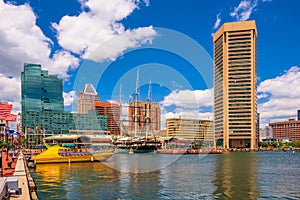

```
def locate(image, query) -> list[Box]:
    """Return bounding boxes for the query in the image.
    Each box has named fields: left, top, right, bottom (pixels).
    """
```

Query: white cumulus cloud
left=88, top=26, right=156, bottom=62
left=53, top=0, right=157, bottom=61
left=230, top=0, right=258, bottom=21
left=160, top=88, right=214, bottom=128
left=230, top=0, right=272, bottom=21
left=213, top=13, right=221, bottom=29
left=0, top=74, right=21, bottom=114
left=0, top=74, right=21, bottom=102
left=161, top=88, right=214, bottom=109
left=0, top=0, right=79, bottom=79
left=258, top=66, right=300, bottom=127
left=63, top=91, right=78, bottom=107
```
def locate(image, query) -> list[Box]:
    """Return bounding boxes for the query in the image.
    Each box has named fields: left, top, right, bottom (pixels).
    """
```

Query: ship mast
left=145, top=80, right=152, bottom=139
left=134, top=69, right=140, bottom=137
left=119, top=83, right=123, bottom=136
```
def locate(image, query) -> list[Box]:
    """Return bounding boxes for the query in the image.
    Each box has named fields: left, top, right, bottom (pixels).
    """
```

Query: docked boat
left=156, top=148, right=187, bottom=154
left=30, top=143, right=113, bottom=164
left=114, top=136, right=162, bottom=154
left=156, top=138, right=223, bottom=154
left=157, top=148, right=222, bottom=154
left=114, top=73, right=162, bottom=154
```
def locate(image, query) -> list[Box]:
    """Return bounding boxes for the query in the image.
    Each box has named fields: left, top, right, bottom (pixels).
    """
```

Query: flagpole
left=5, top=127, right=9, bottom=161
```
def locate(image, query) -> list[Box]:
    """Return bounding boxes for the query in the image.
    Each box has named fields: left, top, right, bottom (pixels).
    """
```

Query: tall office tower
left=21, top=63, right=64, bottom=132
left=21, top=64, right=108, bottom=141
left=213, top=21, right=257, bottom=149
left=128, top=101, right=161, bottom=133
left=78, top=84, right=100, bottom=114
left=22, top=63, right=63, bottom=112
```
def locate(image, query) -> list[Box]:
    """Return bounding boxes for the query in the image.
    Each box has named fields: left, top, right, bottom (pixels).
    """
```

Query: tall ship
left=113, top=70, right=162, bottom=153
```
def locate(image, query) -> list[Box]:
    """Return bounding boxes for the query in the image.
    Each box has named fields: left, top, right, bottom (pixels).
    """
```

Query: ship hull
left=31, top=145, right=114, bottom=164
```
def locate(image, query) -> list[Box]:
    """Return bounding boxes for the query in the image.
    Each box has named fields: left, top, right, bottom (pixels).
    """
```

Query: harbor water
left=30, top=152, right=300, bottom=199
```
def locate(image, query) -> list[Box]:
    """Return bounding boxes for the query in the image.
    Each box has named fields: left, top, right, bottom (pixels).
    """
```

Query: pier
left=1, top=151, right=38, bottom=200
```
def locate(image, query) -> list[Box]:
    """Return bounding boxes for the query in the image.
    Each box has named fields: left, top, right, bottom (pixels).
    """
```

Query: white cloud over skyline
left=0, top=0, right=79, bottom=79
left=230, top=0, right=258, bottom=21
left=0, top=74, right=21, bottom=103
left=87, top=26, right=157, bottom=62
left=160, top=89, right=214, bottom=128
left=63, top=91, right=78, bottom=107
left=213, top=13, right=221, bottom=29
left=229, top=0, right=272, bottom=22
left=258, top=66, right=300, bottom=127
left=53, top=0, right=157, bottom=62
left=0, top=0, right=155, bottom=115
left=161, top=89, right=214, bottom=109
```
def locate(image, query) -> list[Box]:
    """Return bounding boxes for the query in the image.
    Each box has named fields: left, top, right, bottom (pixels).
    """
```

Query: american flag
left=1, top=113, right=17, bottom=121
left=0, top=103, right=12, bottom=114
left=0, top=103, right=16, bottom=121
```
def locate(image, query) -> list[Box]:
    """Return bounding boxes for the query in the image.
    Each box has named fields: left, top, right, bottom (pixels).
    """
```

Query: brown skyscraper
left=78, top=84, right=99, bottom=114
left=213, top=21, right=258, bottom=149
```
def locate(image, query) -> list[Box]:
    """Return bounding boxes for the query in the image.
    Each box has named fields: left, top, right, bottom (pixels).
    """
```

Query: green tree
left=271, top=141, right=279, bottom=148
left=0, top=139, right=4, bottom=148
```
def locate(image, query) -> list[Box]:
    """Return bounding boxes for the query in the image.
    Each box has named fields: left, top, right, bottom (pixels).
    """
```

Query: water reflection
left=127, top=170, right=161, bottom=199
left=31, top=153, right=300, bottom=199
left=33, top=162, right=121, bottom=199
left=105, top=154, right=182, bottom=173
left=213, top=152, right=259, bottom=199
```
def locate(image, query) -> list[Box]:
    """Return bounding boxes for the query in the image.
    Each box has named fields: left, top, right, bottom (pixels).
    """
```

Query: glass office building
left=21, top=63, right=63, bottom=113
left=21, top=63, right=108, bottom=141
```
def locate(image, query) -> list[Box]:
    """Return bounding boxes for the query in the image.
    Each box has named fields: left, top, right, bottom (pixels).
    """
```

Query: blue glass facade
left=21, top=63, right=108, bottom=139
left=21, top=63, right=63, bottom=113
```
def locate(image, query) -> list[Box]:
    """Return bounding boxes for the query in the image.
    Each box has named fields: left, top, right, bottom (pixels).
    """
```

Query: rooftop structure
left=78, top=84, right=100, bottom=114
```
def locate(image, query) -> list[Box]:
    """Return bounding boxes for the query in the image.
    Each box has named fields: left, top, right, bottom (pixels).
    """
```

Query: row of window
left=228, top=33, right=251, bottom=38
left=228, top=56, right=251, bottom=61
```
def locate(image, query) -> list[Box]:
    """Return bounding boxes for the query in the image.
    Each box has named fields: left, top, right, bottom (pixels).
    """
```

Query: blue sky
left=0, top=0, right=300, bottom=128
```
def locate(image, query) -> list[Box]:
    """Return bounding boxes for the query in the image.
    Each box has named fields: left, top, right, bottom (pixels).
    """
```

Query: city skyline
left=0, top=0, right=300, bottom=128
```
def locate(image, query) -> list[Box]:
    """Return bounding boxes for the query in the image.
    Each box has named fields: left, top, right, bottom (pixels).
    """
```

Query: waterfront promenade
left=1, top=150, right=37, bottom=199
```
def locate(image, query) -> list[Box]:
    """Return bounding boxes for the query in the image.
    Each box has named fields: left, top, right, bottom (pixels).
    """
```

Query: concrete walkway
left=10, top=154, right=31, bottom=200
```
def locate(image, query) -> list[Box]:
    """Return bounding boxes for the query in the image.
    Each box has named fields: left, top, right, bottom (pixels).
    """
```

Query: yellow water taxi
left=31, top=143, right=113, bottom=164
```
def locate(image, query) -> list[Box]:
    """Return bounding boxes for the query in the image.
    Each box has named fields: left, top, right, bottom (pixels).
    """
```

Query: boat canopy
left=62, top=143, right=76, bottom=147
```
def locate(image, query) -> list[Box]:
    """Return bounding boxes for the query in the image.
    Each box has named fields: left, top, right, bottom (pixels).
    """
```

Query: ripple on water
left=30, top=152, right=300, bottom=199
